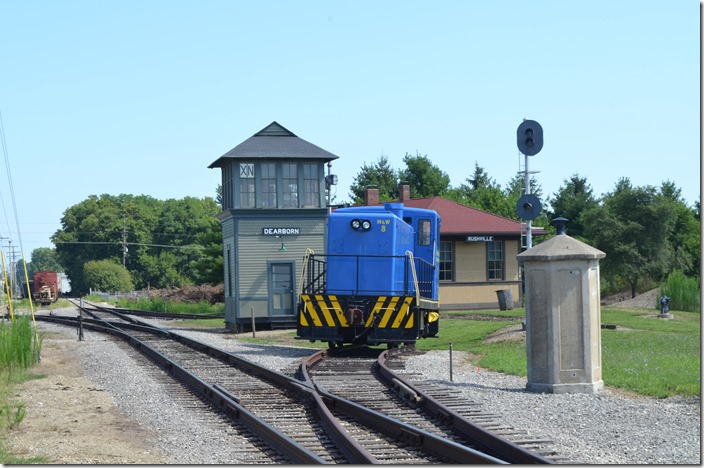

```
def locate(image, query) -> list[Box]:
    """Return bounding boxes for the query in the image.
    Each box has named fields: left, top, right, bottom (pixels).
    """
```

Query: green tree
left=191, top=215, right=224, bottom=284
left=348, top=155, right=399, bottom=204
left=26, top=247, right=63, bottom=278
left=398, top=152, right=450, bottom=198
left=658, top=181, right=700, bottom=281
left=53, top=194, right=129, bottom=294
left=694, top=199, right=700, bottom=222
left=547, top=174, right=599, bottom=240
left=583, top=178, right=677, bottom=297
left=83, top=259, right=134, bottom=293
left=53, top=194, right=222, bottom=294
left=446, top=162, right=511, bottom=216
left=215, top=183, right=223, bottom=207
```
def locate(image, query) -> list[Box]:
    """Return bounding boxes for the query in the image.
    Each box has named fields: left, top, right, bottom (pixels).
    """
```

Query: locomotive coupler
left=352, top=314, right=381, bottom=344
left=345, top=306, right=364, bottom=325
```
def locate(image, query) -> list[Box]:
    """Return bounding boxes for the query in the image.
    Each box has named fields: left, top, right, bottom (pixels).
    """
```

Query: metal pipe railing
left=301, top=253, right=436, bottom=299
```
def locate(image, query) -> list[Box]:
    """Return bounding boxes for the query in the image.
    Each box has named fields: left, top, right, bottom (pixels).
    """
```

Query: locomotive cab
left=297, top=202, right=440, bottom=347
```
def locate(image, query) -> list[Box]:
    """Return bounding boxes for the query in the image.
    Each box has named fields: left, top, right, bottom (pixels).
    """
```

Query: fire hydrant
left=659, top=296, right=671, bottom=315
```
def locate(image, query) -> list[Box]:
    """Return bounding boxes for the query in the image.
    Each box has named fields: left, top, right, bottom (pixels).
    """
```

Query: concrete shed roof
left=517, top=233, right=606, bottom=261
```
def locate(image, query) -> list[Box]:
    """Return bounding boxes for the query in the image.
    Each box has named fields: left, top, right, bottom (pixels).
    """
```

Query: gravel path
left=11, top=311, right=701, bottom=464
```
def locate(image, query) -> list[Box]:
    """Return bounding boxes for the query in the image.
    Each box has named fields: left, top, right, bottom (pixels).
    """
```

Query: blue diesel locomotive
left=297, top=202, right=440, bottom=347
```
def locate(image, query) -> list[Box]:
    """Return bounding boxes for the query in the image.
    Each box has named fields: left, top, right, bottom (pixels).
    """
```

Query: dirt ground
left=5, top=331, right=172, bottom=464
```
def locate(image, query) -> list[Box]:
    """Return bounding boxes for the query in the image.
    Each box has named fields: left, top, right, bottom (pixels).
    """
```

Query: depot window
left=439, top=241, right=453, bottom=281
left=487, top=240, right=505, bottom=280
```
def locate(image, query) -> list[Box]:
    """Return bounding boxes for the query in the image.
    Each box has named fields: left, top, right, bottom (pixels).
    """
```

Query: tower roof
left=208, top=121, right=340, bottom=168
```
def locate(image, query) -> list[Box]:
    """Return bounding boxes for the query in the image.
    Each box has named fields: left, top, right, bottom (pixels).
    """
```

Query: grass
left=110, top=296, right=225, bottom=316
left=600, top=308, right=700, bottom=397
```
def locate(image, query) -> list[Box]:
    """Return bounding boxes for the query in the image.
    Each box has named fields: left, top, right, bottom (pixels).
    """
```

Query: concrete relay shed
left=517, top=226, right=606, bottom=394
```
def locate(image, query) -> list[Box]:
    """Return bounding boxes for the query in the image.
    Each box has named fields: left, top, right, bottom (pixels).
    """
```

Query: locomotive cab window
left=418, top=219, right=431, bottom=246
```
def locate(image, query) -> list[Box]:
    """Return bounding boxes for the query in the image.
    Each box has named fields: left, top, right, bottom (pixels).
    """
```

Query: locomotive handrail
left=298, top=249, right=315, bottom=296
left=300, top=252, right=436, bottom=300
left=405, top=250, right=421, bottom=307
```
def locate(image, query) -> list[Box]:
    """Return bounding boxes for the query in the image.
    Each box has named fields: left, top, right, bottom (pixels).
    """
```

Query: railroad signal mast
left=516, top=119, right=544, bottom=249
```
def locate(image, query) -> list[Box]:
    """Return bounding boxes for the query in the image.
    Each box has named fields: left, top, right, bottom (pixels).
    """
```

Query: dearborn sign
left=262, top=227, right=301, bottom=236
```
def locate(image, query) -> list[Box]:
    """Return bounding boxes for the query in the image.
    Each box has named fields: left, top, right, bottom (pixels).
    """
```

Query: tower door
left=269, top=262, right=294, bottom=316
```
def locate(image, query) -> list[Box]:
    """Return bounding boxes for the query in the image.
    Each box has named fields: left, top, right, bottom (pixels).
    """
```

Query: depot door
left=269, top=262, right=294, bottom=316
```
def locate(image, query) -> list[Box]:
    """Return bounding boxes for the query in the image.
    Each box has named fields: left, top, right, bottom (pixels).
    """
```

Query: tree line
left=28, top=194, right=222, bottom=295
left=349, top=153, right=700, bottom=297
left=25, top=153, right=699, bottom=299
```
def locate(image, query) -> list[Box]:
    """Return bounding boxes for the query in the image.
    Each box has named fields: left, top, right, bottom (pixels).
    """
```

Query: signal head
left=517, top=120, right=543, bottom=156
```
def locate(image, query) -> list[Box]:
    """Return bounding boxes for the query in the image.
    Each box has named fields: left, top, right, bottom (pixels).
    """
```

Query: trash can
left=496, top=289, right=513, bottom=310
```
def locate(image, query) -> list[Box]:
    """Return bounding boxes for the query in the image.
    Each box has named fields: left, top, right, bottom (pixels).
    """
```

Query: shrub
left=83, top=260, right=134, bottom=293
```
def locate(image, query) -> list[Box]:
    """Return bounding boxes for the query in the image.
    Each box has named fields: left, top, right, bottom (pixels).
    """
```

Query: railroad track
left=302, top=346, right=561, bottom=463
left=36, top=303, right=556, bottom=463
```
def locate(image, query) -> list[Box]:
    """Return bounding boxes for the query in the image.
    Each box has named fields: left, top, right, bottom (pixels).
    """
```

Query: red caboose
left=33, top=271, right=59, bottom=305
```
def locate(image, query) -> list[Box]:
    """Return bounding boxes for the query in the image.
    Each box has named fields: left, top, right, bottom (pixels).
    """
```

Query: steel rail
left=103, top=313, right=379, bottom=464
left=300, top=348, right=507, bottom=464
left=37, top=312, right=377, bottom=463
left=34, top=314, right=328, bottom=464
left=378, top=348, right=554, bottom=464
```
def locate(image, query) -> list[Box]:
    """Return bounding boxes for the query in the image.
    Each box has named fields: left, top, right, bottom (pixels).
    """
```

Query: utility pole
left=524, top=153, right=533, bottom=249
left=8, top=241, right=21, bottom=298
left=122, top=215, right=128, bottom=267
left=0, top=237, right=7, bottom=299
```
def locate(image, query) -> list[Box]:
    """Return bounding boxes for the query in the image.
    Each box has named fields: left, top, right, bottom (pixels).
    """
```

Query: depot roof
left=403, top=197, right=544, bottom=236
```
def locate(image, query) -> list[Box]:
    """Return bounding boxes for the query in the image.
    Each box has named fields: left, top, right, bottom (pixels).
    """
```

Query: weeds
left=0, top=402, right=26, bottom=430
left=0, top=316, right=42, bottom=370
left=113, top=296, right=224, bottom=316
left=659, top=270, right=700, bottom=312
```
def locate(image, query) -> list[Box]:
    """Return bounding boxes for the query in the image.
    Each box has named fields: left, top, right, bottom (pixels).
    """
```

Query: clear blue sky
left=0, top=0, right=700, bottom=257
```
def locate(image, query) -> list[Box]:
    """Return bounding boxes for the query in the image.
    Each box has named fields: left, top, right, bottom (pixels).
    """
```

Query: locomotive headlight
left=351, top=219, right=372, bottom=231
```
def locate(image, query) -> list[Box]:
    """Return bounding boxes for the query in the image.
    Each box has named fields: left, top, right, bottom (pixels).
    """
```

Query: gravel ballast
left=34, top=315, right=701, bottom=465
